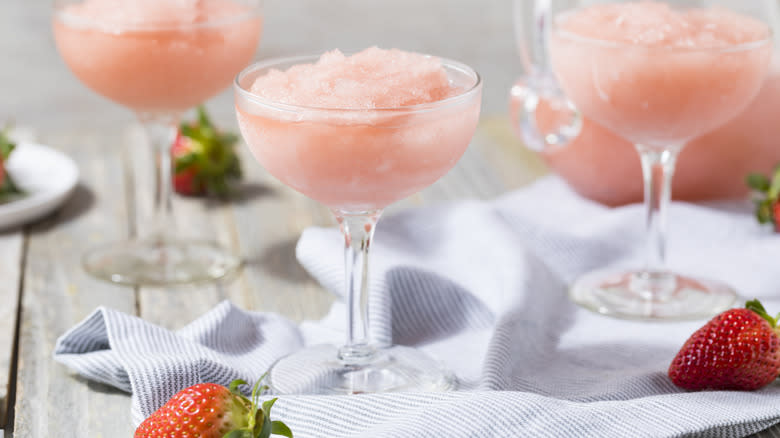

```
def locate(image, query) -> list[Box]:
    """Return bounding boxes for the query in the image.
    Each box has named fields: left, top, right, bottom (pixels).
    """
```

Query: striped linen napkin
left=54, top=176, right=780, bottom=437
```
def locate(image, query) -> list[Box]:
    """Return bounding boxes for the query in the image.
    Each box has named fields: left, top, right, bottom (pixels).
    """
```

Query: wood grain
left=228, top=140, right=335, bottom=323
left=12, top=130, right=136, bottom=437
left=0, top=232, right=23, bottom=427
left=126, top=124, right=249, bottom=329
left=5, top=119, right=780, bottom=438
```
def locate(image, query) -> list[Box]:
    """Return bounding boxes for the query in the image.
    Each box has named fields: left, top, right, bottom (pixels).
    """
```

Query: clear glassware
left=517, top=0, right=774, bottom=320
left=234, top=54, right=482, bottom=394
left=510, top=0, right=583, bottom=151
left=52, top=0, right=263, bottom=285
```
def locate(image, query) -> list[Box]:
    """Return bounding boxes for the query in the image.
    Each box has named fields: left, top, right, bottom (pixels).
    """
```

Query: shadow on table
left=73, top=374, right=125, bottom=396
left=245, top=237, right=315, bottom=284
left=204, top=182, right=276, bottom=208
left=23, top=183, right=95, bottom=233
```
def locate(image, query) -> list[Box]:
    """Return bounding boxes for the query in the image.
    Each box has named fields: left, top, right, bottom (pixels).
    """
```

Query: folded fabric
left=54, top=301, right=302, bottom=424
left=55, top=176, right=780, bottom=437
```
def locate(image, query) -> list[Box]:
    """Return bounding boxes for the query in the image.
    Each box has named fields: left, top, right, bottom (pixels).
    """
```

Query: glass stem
left=532, top=0, right=553, bottom=78
left=634, top=144, right=680, bottom=300
left=138, top=113, right=179, bottom=241
left=335, top=209, right=382, bottom=366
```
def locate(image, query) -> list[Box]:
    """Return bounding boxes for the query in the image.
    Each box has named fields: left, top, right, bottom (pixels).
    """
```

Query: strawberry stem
left=746, top=299, right=777, bottom=327
left=747, top=173, right=771, bottom=192
left=225, top=375, right=290, bottom=438
left=229, top=379, right=249, bottom=394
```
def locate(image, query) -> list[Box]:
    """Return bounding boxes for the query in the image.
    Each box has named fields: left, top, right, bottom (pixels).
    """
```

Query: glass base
left=570, top=269, right=736, bottom=321
left=82, top=238, right=242, bottom=286
left=267, top=344, right=457, bottom=395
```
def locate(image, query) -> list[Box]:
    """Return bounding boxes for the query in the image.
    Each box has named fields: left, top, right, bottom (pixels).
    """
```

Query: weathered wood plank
left=12, top=129, right=136, bottom=437
left=127, top=122, right=248, bottom=329
left=229, top=133, right=335, bottom=322
left=756, top=426, right=780, bottom=438
left=0, top=232, right=23, bottom=427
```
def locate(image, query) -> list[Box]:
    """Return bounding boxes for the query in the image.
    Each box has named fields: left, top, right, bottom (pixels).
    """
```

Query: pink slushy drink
left=54, top=0, right=262, bottom=112
left=236, top=48, right=482, bottom=211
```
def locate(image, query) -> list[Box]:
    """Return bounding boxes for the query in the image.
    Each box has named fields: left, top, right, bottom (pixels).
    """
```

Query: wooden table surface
left=0, top=118, right=778, bottom=438
left=0, top=116, right=548, bottom=436
left=2, top=2, right=780, bottom=437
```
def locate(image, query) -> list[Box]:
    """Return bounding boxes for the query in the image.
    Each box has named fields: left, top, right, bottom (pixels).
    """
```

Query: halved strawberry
left=172, top=106, right=242, bottom=197
left=135, top=379, right=293, bottom=438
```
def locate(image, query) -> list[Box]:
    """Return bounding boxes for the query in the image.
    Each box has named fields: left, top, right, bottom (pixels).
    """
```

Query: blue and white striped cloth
left=54, top=177, right=780, bottom=437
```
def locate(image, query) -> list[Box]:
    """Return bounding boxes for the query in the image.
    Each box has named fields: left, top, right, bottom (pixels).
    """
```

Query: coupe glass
left=517, top=0, right=773, bottom=320
left=234, top=54, right=482, bottom=394
left=52, top=0, right=263, bottom=285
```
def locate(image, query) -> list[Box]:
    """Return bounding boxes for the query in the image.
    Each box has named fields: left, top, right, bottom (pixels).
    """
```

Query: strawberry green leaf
left=179, top=124, right=197, bottom=139
left=198, top=105, right=214, bottom=130
left=769, top=168, right=780, bottom=200
left=0, top=129, right=15, bottom=161
left=0, top=142, right=14, bottom=161
left=271, top=421, right=294, bottom=438
left=174, top=153, right=200, bottom=172
left=174, top=106, right=242, bottom=197
left=746, top=299, right=777, bottom=327
left=229, top=379, right=249, bottom=394
left=0, top=167, right=24, bottom=202
left=258, top=416, right=272, bottom=438
left=756, top=200, right=773, bottom=224
left=219, top=132, right=240, bottom=146
left=224, top=430, right=253, bottom=438
left=262, top=398, right=278, bottom=417
left=747, top=173, right=771, bottom=192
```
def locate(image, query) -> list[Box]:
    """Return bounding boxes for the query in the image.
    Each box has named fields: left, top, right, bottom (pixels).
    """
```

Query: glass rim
left=552, top=7, right=774, bottom=53
left=52, top=1, right=262, bottom=32
left=233, top=52, right=483, bottom=114
left=553, top=26, right=773, bottom=53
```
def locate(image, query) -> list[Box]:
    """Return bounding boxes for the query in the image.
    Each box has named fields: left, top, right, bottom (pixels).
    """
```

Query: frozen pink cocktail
left=513, top=62, right=780, bottom=206
left=236, top=48, right=482, bottom=211
left=234, top=48, right=482, bottom=395
left=53, top=0, right=262, bottom=286
left=550, top=2, right=771, bottom=147
left=54, top=0, right=262, bottom=112
left=547, top=1, right=772, bottom=321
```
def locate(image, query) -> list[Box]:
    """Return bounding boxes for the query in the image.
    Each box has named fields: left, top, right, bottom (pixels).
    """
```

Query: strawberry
left=172, top=106, right=242, bottom=197
left=0, top=129, right=21, bottom=200
left=774, top=202, right=780, bottom=233
left=668, top=300, right=780, bottom=391
left=747, top=166, right=780, bottom=231
left=135, top=379, right=293, bottom=438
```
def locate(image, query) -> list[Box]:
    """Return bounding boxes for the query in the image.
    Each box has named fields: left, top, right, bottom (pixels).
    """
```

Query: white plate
left=0, top=142, right=79, bottom=230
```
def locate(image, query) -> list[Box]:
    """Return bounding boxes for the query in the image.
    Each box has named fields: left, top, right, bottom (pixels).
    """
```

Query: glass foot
left=82, top=239, right=242, bottom=286
left=267, top=344, right=457, bottom=395
left=570, top=269, right=736, bottom=321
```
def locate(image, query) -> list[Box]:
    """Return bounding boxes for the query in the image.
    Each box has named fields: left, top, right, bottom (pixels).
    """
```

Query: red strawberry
left=668, top=300, right=780, bottom=391
left=135, top=379, right=293, bottom=438
left=773, top=202, right=780, bottom=232
left=172, top=106, right=242, bottom=197
left=172, top=133, right=206, bottom=196
left=747, top=167, right=780, bottom=231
